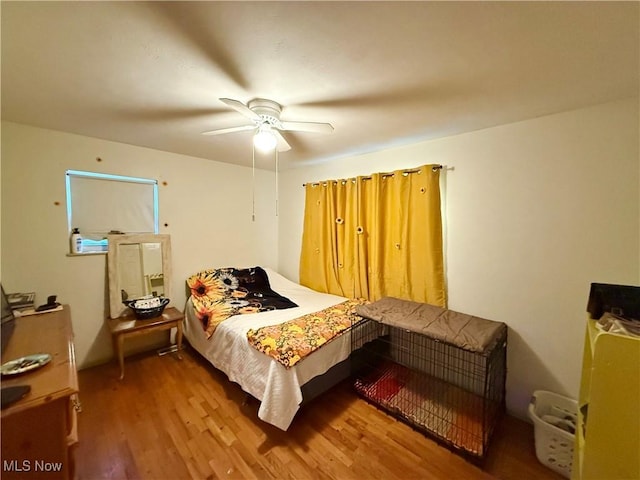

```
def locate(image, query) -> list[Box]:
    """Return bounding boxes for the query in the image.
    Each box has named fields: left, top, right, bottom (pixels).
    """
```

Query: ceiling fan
left=201, top=98, right=334, bottom=152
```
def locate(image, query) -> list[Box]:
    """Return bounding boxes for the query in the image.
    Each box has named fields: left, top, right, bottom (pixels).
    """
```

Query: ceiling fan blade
left=201, top=124, right=255, bottom=136
left=280, top=121, right=334, bottom=134
left=219, top=98, right=261, bottom=122
left=274, top=130, right=291, bottom=152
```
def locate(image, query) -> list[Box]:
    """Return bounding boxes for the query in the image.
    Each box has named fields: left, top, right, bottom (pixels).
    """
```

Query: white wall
left=1, top=122, right=278, bottom=368
left=277, top=98, right=640, bottom=420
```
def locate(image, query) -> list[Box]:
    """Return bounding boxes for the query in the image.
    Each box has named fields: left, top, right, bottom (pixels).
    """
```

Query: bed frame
left=300, top=357, right=351, bottom=404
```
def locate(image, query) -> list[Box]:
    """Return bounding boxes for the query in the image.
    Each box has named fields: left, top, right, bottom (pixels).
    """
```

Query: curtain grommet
left=395, top=243, right=401, bottom=249
left=356, top=226, right=364, bottom=235
left=420, top=187, right=426, bottom=193
left=336, top=217, right=344, bottom=224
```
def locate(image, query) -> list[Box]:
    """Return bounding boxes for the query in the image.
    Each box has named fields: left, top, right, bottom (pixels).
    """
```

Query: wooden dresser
left=1, top=305, right=79, bottom=480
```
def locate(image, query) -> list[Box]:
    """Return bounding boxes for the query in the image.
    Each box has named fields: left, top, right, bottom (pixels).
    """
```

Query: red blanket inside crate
left=354, top=361, right=486, bottom=455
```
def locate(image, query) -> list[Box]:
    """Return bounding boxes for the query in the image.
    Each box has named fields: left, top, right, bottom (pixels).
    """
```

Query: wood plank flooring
left=75, top=347, right=565, bottom=480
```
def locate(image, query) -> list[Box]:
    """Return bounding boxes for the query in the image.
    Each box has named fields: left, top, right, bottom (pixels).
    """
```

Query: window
left=66, top=170, right=159, bottom=253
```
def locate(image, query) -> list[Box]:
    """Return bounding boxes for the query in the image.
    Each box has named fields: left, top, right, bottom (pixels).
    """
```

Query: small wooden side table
left=107, top=306, right=184, bottom=380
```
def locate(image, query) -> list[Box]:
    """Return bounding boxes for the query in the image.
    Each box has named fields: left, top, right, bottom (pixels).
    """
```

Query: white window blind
left=66, top=170, right=158, bottom=241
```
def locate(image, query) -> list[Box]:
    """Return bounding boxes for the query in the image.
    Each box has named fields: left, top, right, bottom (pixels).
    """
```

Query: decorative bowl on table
left=123, top=296, right=170, bottom=320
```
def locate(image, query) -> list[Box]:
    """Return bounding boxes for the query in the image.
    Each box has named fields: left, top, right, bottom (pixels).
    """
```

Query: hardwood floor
left=75, top=347, right=564, bottom=480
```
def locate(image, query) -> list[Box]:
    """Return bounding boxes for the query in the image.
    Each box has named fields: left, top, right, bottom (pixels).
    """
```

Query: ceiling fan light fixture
left=253, top=126, right=277, bottom=152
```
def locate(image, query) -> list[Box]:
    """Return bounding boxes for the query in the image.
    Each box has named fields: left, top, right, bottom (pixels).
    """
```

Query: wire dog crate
left=352, top=313, right=507, bottom=459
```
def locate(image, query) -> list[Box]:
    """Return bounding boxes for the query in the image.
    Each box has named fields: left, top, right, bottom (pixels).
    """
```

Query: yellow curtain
left=300, top=164, right=446, bottom=306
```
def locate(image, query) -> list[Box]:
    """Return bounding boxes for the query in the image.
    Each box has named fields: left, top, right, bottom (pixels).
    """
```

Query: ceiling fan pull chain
left=252, top=144, right=256, bottom=222
left=275, top=149, right=279, bottom=217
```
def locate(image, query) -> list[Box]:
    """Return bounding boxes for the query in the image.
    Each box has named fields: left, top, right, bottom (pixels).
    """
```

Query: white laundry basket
left=528, top=390, right=577, bottom=478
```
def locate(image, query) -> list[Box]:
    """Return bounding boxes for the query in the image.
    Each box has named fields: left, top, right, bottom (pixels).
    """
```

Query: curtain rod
left=302, top=164, right=442, bottom=187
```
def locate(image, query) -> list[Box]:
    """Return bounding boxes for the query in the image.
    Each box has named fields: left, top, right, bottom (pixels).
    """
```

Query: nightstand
left=107, top=306, right=184, bottom=379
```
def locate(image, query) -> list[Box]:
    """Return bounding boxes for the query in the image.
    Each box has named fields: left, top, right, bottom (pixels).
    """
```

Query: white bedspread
left=183, top=268, right=348, bottom=430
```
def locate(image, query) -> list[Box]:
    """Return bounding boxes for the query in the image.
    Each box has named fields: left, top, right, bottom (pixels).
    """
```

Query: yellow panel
left=573, top=319, right=640, bottom=480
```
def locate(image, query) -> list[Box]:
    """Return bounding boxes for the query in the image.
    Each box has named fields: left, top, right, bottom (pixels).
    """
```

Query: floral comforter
left=187, top=266, right=298, bottom=339
left=246, top=298, right=368, bottom=368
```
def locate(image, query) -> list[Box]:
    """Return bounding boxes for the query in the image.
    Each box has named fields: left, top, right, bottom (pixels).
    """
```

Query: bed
left=183, top=267, right=370, bottom=431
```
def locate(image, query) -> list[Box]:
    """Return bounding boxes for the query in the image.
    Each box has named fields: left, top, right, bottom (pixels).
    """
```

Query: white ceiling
left=2, top=1, right=638, bottom=170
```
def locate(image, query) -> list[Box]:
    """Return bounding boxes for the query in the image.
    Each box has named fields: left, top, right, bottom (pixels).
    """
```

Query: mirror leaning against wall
left=107, top=234, right=172, bottom=319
